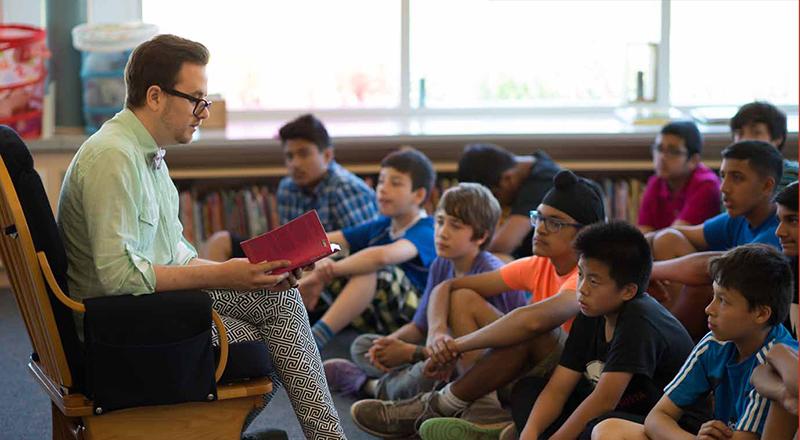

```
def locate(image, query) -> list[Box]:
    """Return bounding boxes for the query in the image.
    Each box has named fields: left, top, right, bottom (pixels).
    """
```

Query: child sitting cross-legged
left=323, top=183, right=528, bottom=400
left=593, top=243, right=798, bottom=440
left=299, top=148, right=438, bottom=349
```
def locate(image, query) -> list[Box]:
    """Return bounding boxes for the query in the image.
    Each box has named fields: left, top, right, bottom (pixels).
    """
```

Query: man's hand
left=217, top=258, right=292, bottom=291
left=368, top=337, right=417, bottom=369
left=428, top=333, right=460, bottom=366
left=696, top=420, right=733, bottom=440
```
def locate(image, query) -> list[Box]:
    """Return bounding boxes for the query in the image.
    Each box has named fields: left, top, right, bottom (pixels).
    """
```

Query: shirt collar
left=116, top=108, right=160, bottom=156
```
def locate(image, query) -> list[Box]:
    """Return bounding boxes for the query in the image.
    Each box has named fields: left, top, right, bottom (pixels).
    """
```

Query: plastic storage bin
left=72, top=22, right=157, bottom=134
left=0, top=25, right=49, bottom=139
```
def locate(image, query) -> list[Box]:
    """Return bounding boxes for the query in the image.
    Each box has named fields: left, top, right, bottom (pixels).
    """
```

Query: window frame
left=90, top=0, right=799, bottom=125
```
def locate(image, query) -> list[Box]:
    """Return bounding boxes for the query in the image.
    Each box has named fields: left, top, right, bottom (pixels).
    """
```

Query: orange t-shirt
left=499, top=256, right=578, bottom=332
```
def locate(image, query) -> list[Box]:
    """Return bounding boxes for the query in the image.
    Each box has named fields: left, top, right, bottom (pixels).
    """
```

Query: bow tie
left=151, top=148, right=166, bottom=170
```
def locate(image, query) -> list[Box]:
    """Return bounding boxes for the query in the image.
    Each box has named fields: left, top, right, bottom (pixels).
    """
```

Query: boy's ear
left=322, top=147, right=334, bottom=164
left=412, top=187, right=427, bottom=206
left=753, top=304, right=773, bottom=326
left=473, top=230, right=490, bottom=248
left=761, top=175, right=777, bottom=197
left=620, top=283, right=638, bottom=301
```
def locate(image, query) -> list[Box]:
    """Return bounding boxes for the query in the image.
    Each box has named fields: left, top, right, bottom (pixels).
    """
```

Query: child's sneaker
left=323, top=358, right=367, bottom=397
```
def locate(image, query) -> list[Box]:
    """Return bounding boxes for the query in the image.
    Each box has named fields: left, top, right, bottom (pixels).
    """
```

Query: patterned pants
left=206, top=287, right=345, bottom=439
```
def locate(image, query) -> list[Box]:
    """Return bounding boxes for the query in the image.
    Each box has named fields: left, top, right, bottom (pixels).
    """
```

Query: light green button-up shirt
left=57, top=109, right=197, bottom=304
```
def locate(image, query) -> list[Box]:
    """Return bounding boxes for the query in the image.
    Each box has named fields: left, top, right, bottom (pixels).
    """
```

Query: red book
left=239, top=210, right=340, bottom=274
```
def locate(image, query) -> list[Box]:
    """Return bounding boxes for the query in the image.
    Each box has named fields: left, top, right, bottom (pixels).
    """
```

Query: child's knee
left=591, top=418, right=644, bottom=440
left=350, top=333, right=381, bottom=358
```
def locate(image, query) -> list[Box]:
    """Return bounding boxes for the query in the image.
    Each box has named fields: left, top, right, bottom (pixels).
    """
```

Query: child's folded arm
left=550, top=371, right=632, bottom=440
left=329, top=239, right=418, bottom=278
left=644, top=395, right=695, bottom=440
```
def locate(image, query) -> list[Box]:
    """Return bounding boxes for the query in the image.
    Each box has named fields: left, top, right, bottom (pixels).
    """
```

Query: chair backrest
left=0, top=126, right=84, bottom=391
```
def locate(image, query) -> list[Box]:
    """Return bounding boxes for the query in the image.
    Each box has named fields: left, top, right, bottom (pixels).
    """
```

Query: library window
left=140, top=0, right=798, bottom=114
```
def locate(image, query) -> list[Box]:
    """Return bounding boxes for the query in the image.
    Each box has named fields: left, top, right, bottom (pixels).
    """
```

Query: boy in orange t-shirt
left=349, top=170, right=606, bottom=439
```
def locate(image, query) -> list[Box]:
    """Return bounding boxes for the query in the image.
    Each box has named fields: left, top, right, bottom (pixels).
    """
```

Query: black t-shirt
left=510, top=151, right=560, bottom=259
left=559, top=294, right=695, bottom=415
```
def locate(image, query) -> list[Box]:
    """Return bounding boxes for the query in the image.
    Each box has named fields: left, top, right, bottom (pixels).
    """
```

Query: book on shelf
left=239, top=209, right=340, bottom=274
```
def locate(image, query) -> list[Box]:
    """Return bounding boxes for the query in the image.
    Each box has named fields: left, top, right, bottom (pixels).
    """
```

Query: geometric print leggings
left=206, top=287, right=345, bottom=439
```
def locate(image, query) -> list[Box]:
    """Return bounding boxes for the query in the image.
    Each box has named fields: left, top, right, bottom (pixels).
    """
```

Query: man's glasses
left=529, top=210, right=583, bottom=233
left=162, top=87, right=212, bottom=117
left=651, top=143, right=688, bottom=158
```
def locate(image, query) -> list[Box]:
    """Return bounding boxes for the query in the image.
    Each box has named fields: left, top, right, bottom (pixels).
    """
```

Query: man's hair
left=708, top=244, right=793, bottom=326
left=125, top=34, right=209, bottom=109
left=730, top=101, right=787, bottom=150
left=573, top=221, right=652, bottom=296
left=457, top=143, right=516, bottom=188
left=721, top=140, right=784, bottom=186
left=279, top=114, right=331, bottom=150
left=381, top=148, right=436, bottom=203
left=437, top=183, right=501, bottom=251
left=775, top=181, right=798, bottom=211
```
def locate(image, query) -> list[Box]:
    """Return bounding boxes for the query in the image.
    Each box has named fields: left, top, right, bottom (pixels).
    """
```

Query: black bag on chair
left=83, top=290, right=217, bottom=413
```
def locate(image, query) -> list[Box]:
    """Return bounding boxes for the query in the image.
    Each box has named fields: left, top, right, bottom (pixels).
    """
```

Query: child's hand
left=298, top=272, right=324, bottom=310
left=422, top=358, right=455, bottom=381
left=370, top=337, right=417, bottom=369
left=696, top=420, right=733, bottom=440
left=428, top=334, right=460, bottom=366
left=315, top=258, right=336, bottom=284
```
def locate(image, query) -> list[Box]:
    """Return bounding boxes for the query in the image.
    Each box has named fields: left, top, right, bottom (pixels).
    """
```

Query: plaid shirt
left=277, top=161, right=378, bottom=231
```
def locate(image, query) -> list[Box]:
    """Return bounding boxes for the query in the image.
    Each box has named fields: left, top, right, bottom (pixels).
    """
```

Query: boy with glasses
left=349, top=170, right=606, bottom=439
left=638, top=121, right=721, bottom=233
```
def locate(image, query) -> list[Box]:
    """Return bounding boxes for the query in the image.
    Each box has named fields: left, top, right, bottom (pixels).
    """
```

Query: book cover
left=239, top=209, right=340, bottom=275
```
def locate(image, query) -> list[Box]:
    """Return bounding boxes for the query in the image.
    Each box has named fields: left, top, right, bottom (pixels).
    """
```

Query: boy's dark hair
left=730, top=101, right=787, bottom=150
left=574, top=221, right=652, bottom=296
left=775, top=181, right=798, bottom=211
left=279, top=114, right=331, bottom=150
left=381, top=148, right=436, bottom=204
left=125, top=34, right=209, bottom=109
left=437, top=183, right=501, bottom=251
left=708, top=244, right=792, bottom=326
left=721, top=140, right=784, bottom=187
left=661, top=120, right=703, bottom=156
left=457, top=143, right=516, bottom=188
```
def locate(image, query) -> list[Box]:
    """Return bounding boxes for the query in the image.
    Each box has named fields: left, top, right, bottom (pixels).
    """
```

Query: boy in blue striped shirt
left=593, top=244, right=797, bottom=439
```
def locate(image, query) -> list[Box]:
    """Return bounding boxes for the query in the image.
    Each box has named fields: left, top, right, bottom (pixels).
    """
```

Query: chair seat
left=216, top=340, right=273, bottom=384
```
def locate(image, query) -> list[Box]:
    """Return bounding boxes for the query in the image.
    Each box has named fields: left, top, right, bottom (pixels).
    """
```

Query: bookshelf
left=13, top=129, right=795, bottom=289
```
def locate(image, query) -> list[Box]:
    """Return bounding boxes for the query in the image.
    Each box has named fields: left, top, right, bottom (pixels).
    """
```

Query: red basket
left=0, top=24, right=49, bottom=139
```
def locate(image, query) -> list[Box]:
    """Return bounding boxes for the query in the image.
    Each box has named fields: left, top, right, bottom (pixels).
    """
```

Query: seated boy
left=457, top=143, right=559, bottom=260
left=593, top=243, right=797, bottom=440
left=349, top=170, right=606, bottom=439
left=731, top=101, right=797, bottom=192
left=503, top=221, right=697, bottom=440
left=638, top=120, right=720, bottom=233
left=775, top=181, right=798, bottom=338
left=322, top=183, right=527, bottom=401
left=299, top=148, right=437, bottom=349
left=203, top=113, right=377, bottom=261
left=649, top=140, right=783, bottom=337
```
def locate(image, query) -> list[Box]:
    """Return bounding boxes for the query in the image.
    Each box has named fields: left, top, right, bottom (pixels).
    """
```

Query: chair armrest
left=37, top=250, right=229, bottom=382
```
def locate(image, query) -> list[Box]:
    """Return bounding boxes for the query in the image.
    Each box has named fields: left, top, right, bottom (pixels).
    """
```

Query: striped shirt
left=664, top=325, right=797, bottom=434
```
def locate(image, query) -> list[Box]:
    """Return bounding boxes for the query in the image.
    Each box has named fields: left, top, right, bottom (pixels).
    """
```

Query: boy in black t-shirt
left=511, top=221, right=700, bottom=440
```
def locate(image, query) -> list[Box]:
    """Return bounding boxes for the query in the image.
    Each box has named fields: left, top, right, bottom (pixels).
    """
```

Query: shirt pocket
left=137, top=205, right=160, bottom=251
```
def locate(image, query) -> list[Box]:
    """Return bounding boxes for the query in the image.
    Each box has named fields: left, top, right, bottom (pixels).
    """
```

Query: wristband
left=411, top=345, right=426, bottom=363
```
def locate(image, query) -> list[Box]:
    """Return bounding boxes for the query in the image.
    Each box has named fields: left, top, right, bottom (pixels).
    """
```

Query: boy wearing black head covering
left=349, top=170, right=612, bottom=439
left=638, top=120, right=721, bottom=232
